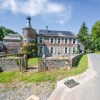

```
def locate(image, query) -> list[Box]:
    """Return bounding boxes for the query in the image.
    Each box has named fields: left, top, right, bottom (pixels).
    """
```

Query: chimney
left=46, top=26, right=48, bottom=31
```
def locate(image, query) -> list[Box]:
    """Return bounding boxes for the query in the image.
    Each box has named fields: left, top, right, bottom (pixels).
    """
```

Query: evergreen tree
left=78, top=22, right=89, bottom=51
left=91, top=21, right=100, bottom=52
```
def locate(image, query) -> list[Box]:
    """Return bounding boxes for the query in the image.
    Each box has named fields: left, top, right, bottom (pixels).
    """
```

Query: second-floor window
left=51, top=38, right=54, bottom=44
left=64, top=38, right=67, bottom=44
left=49, top=37, right=55, bottom=44
left=38, top=37, right=43, bottom=43
left=57, top=38, right=62, bottom=44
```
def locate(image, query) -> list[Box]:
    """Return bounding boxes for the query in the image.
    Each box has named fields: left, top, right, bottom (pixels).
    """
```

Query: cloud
left=0, top=0, right=72, bottom=24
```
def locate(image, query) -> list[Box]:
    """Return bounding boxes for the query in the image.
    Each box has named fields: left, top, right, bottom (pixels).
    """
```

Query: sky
left=0, top=0, right=100, bottom=35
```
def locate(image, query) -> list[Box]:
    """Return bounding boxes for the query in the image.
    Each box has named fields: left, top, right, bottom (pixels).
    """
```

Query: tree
left=0, top=28, right=4, bottom=41
left=91, top=21, right=100, bottom=52
left=0, top=26, right=18, bottom=40
left=78, top=22, right=90, bottom=51
left=20, top=43, right=37, bottom=58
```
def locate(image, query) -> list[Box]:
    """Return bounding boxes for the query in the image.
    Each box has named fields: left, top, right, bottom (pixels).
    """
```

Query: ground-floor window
left=50, top=47, right=53, bottom=53
left=38, top=47, right=44, bottom=54
left=65, top=47, right=67, bottom=53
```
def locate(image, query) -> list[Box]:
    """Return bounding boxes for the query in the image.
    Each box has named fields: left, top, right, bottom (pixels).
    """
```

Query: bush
left=20, top=43, right=37, bottom=58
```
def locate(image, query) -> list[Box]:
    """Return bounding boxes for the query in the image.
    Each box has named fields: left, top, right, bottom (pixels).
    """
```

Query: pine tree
left=78, top=22, right=89, bottom=50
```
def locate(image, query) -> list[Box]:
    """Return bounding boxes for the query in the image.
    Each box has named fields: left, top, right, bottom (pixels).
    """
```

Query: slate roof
left=37, top=29, right=76, bottom=37
left=3, top=34, right=22, bottom=41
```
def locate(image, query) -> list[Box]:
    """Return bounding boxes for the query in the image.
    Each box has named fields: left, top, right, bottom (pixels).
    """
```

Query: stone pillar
left=24, top=54, right=28, bottom=70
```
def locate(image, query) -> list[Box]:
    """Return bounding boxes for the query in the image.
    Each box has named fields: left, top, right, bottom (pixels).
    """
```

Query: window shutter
left=42, top=37, right=44, bottom=43
left=63, top=47, right=65, bottom=53
left=53, top=47, right=55, bottom=54
left=63, top=38, right=65, bottom=44
left=72, top=39, right=73, bottom=44
left=67, top=38, right=69, bottom=44
left=60, top=38, right=62, bottom=44
left=38, top=37, right=39, bottom=43
left=71, top=48, right=73, bottom=53
left=56, top=38, right=58, bottom=44
left=53, top=38, right=55, bottom=44
left=75, top=39, right=78, bottom=44
left=49, top=37, right=51, bottom=43
left=67, top=48, right=69, bottom=53
left=42, top=47, right=44, bottom=54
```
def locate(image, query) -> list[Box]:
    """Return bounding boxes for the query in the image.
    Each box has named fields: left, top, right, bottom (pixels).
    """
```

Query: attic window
left=58, top=32, right=63, bottom=36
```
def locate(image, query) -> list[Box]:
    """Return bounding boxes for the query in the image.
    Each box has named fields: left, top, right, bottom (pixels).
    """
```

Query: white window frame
left=75, top=39, right=78, bottom=44
left=49, top=47, right=54, bottom=54
left=57, top=38, right=62, bottom=44
left=71, top=47, right=73, bottom=53
left=64, top=38, right=67, bottom=44
left=49, top=37, right=55, bottom=44
left=67, top=48, right=70, bottom=53
left=38, top=46, right=44, bottom=54
left=38, top=37, right=44, bottom=44
left=64, top=47, right=67, bottom=53
left=72, top=39, right=73, bottom=44
left=67, top=38, right=69, bottom=44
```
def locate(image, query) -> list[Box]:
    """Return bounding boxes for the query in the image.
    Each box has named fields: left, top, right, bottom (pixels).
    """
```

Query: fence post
left=24, top=54, right=28, bottom=70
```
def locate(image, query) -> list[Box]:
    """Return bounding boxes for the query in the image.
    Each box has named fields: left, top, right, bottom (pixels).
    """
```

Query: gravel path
left=0, top=82, right=55, bottom=100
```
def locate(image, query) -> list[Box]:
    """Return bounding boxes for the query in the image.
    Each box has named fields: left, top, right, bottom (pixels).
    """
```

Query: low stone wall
left=70, top=53, right=83, bottom=66
left=0, top=55, right=27, bottom=72
left=38, top=54, right=83, bottom=71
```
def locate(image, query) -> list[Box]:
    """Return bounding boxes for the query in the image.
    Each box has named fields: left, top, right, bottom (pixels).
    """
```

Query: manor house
left=0, top=15, right=84, bottom=56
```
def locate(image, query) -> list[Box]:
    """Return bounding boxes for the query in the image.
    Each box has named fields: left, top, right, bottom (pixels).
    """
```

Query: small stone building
left=3, top=34, right=22, bottom=53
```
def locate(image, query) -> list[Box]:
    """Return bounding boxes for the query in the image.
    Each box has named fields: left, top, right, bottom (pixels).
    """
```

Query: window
left=50, top=47, right=53, bottom=53
left=64, top=38, right=67, bottom=44
left=38, top=37, right=43, bottom=43
left=65, top=47, right=67, bottom=53
left=39, top=37, right=43, bottom=43
left=50, top=38, right=54, bottom=44
left=58, top=38, right=62, bottom=44
left=38, top=47, right=43, bottom=53
left=49, top=37, right=55, bottom=44
left=23, top=31, right=25, bottom=34
left=73, top=47, right=75, bottom=53
left=73, top=39, right=76, bottom=44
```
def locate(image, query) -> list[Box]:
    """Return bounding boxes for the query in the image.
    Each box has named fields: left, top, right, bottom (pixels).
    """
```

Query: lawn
left=0, top=54, right=88, bottom=84
left=28, top=57, right=38, bottom=67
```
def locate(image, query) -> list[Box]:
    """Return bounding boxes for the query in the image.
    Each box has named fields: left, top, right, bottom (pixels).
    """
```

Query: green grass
left=28, top=57, right=38, bottom=67
left=0, top=54, right=88, bottom=84
left=96, top=52, right=100, bottom=54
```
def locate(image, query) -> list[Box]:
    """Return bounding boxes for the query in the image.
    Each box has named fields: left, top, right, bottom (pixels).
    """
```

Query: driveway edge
left=48, top=54, right=97, bottom=100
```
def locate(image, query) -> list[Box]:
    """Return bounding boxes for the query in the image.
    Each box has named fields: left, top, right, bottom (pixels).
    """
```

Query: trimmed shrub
left=20, top=43, right=37, bottom=58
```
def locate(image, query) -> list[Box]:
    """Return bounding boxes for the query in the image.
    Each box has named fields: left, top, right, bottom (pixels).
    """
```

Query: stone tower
left=22, top=15, right=37, bottom=45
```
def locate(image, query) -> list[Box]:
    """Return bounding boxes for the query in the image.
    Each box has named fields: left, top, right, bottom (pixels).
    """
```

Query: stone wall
left=38, top=54, right=83, bottom=71
left=70, top=53, right=83, bottom=66
left=0, top=56, right=27, bottom=72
